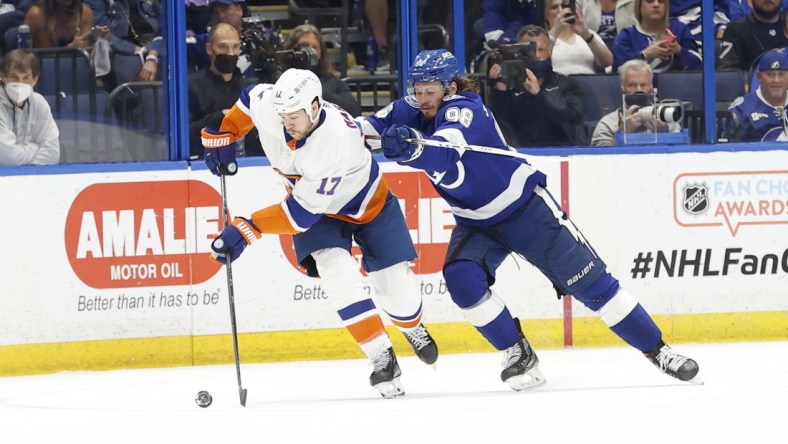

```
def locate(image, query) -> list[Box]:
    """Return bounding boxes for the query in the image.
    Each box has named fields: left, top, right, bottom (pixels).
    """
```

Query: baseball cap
left=758, top=50, right=788, bottom=72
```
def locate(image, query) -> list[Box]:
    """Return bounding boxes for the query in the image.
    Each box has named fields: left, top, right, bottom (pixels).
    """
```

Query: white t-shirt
left=552, top=35, right=597, bottom=76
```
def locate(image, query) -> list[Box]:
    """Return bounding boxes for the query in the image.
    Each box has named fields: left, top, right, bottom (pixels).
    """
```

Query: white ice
left=1, top=341, right=785, bottom=444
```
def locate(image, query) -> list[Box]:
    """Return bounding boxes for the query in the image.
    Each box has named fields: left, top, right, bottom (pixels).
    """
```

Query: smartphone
left=90, top=26, right=103, bottom=39
left=662, top=29, right=676, bottom=49
left=562, top=0, right=576, bottom=25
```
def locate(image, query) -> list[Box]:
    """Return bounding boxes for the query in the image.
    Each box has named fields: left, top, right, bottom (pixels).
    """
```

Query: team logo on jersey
left=673, top=171, right=788, bottom=237
left=682, top=182, right=709, bottom=214
left=65, top=180, right=223, bottom=288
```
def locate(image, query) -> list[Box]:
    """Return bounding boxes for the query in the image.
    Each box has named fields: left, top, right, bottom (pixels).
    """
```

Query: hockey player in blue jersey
left=359, top=49, right=701, bottom=390
left=729, top=50, right=788, bottom=141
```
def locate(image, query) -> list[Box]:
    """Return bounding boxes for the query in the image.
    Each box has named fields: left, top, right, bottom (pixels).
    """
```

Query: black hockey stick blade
left=240, top=388, right=248, bottom=406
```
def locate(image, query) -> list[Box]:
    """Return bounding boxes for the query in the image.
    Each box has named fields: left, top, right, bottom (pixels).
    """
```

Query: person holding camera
left=612, top=0, right=701, bottom=72
left=591, top=59, right=680, bottom=146
left=283, top=24, right=361, bottom=117
left=545, top=0, right=614, bottom=75
left=729, top=50, right=788, bottom=142
left=486, top=24, right=587, bottom=146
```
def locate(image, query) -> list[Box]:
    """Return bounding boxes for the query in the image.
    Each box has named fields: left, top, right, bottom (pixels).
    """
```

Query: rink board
left=0, top=151, right=786, bottom=375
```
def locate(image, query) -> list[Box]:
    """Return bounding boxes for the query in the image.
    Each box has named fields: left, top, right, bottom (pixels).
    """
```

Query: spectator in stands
left=0, top=49, right=59, bottom=165
left=591, top=59, right=680, bottom=146
left=669, top=0, right=730, bottom=47
left=364, top=0, right=391, bottom=71
left=0, top=1, right=28, bottom=54
left=718, top=0, right=788, bottom=72
left=21, top=0, right=96, bottom=49
left=486, top=24, right=586, bottom=146
left=729, top=49, right=788, bottom=141
left=187, top=0, right=258, bottom=78
left=577, top=0, right=638, bottom=50
left=545, top=0, right=614, bottom=74
left=283, top=24, right=361, bottom=117
left=483, top=0, right=539, bottom=44
left=613, top=0, right=702, bottom=72
left=187, top=22, right=260, bottom=158
left=729, top=0, right=788, bottom=22
left=474, top=0, right=535, bottom=72
left=84, top=0, right=161, bottom=86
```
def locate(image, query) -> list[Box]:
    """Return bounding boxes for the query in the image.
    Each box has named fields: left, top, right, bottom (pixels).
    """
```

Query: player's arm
left=201, top=84, right=268, bottom=175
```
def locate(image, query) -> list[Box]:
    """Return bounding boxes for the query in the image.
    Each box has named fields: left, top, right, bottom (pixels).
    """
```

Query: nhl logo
left=682, top=182, right=709, bottom=214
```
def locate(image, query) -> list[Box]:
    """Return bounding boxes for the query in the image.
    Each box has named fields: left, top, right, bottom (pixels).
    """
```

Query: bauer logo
left=673, top=171, right=788, bottom=236
left=279, top=171, right=454, bottom=275
left=65, top=180, right=223, bottom=288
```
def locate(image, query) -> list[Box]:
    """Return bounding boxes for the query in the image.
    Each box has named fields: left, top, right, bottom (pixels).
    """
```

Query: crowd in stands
left=1, top=0, right=787, bottom=166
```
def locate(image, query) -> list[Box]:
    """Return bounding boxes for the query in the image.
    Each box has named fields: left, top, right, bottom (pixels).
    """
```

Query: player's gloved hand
left=211, top=217, right=261, bottom=264
left=202, top=127, right=238, bottom=176
left=381, top=126, right=423, bottom=162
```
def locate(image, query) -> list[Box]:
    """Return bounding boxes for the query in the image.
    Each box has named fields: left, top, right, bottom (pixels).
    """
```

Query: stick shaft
left=365, top=134, right=531, bottom=162
left=220, top=174, right=247, bottom=407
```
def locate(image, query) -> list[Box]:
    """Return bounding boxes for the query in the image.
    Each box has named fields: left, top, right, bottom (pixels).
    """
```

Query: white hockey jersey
left=217, top=83, right=389, bottom=234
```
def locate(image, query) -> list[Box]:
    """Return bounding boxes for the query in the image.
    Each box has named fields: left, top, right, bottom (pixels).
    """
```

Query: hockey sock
left=598, top=289, right=662, bottom=352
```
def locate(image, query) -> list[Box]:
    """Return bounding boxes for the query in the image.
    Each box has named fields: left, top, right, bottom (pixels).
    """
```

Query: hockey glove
left=381, top=126, right=423, bottom=162
left=202, top=127, right=238, bottom=176
left=211, top=217, right=261, bottom=264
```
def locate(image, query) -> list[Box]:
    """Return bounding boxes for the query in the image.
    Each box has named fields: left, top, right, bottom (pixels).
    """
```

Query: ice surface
left=1, top=342, right=785, bottom=443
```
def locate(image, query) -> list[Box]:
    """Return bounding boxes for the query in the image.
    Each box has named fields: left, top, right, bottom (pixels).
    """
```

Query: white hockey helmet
left=273, top=68, right=323, bottom=123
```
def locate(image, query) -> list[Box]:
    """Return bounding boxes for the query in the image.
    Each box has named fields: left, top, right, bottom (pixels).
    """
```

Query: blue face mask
left=526, top=58, right=552, bottom=78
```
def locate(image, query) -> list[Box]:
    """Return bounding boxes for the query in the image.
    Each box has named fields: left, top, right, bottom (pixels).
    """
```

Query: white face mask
left=5, top=82, right=33, bottom=104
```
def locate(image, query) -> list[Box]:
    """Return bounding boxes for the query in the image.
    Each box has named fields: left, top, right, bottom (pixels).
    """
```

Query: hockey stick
left=365, top=135, right=532, bottom=162
left=219, top=174, right=248, bottom=407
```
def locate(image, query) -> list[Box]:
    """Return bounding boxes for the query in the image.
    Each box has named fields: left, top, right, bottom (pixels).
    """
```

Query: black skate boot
left=645, top=341, right=701, bottom=384
left=403, top=324, right=439, bottom=366
left=369, top=346, right=404, bottom=398
left=500, top=318, right=546, bottom=391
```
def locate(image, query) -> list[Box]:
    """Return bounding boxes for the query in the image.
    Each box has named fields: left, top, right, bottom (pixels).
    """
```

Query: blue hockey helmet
left=407, top=49, right=463, bottom=95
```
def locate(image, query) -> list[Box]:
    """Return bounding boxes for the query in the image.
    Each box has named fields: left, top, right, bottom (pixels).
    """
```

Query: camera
left=489, top=42, right=536, bottom=92
left=240, top=20, right=319, bottom=83
left=562, top=0, right=576, bottom=25
left=638, top=103, right=683, bottom=123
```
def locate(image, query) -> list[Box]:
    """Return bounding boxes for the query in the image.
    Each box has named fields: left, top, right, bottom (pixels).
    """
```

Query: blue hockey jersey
left=359, top=92, right=546, bottom=227
left=728, top=89, right=788, bottom=142
left=613, top=19, right=703, bottom=72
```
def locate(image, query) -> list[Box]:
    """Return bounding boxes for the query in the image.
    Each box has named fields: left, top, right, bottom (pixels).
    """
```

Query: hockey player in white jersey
left=360, top=49, right=701, bottom=390
left=202, top=68, right=438, bottom=398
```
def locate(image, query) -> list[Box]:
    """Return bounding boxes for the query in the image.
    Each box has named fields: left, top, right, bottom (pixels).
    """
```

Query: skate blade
left=373, top=377, right=405, bottom=398
left=686, top=374, right=704, bottom=385
left=505, top=367, right=547, bottom=391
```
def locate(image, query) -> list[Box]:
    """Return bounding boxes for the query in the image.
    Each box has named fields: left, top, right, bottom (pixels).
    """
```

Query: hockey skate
left=370, top=346, right=405, bottom=398
left=501, top=318, right=546, bottom=391
left=403, top=324, right=439, bottom=366
left=645, top=341, right=702, bottom=384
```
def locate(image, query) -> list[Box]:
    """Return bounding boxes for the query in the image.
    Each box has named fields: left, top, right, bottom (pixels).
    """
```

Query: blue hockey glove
left=211, top=217, right=261, bottom=264
left=381, top=126, right=423, bottom=162
left=202, top=127, right=238, bottom=176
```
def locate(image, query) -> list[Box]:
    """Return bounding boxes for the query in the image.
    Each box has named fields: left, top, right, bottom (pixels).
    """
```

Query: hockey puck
left=195, top=390, right=212, bottom=408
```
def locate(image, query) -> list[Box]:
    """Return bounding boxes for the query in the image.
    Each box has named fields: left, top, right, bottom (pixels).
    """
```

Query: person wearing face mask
left=591, top=59, right=680, bottom=145
left=486, top=24, right=587, bottom=146
left=187, top=22, right=260, bottom=158
left=282, top=24, right=361, bottom=117
left=0, top=49, right=60, bottom=166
